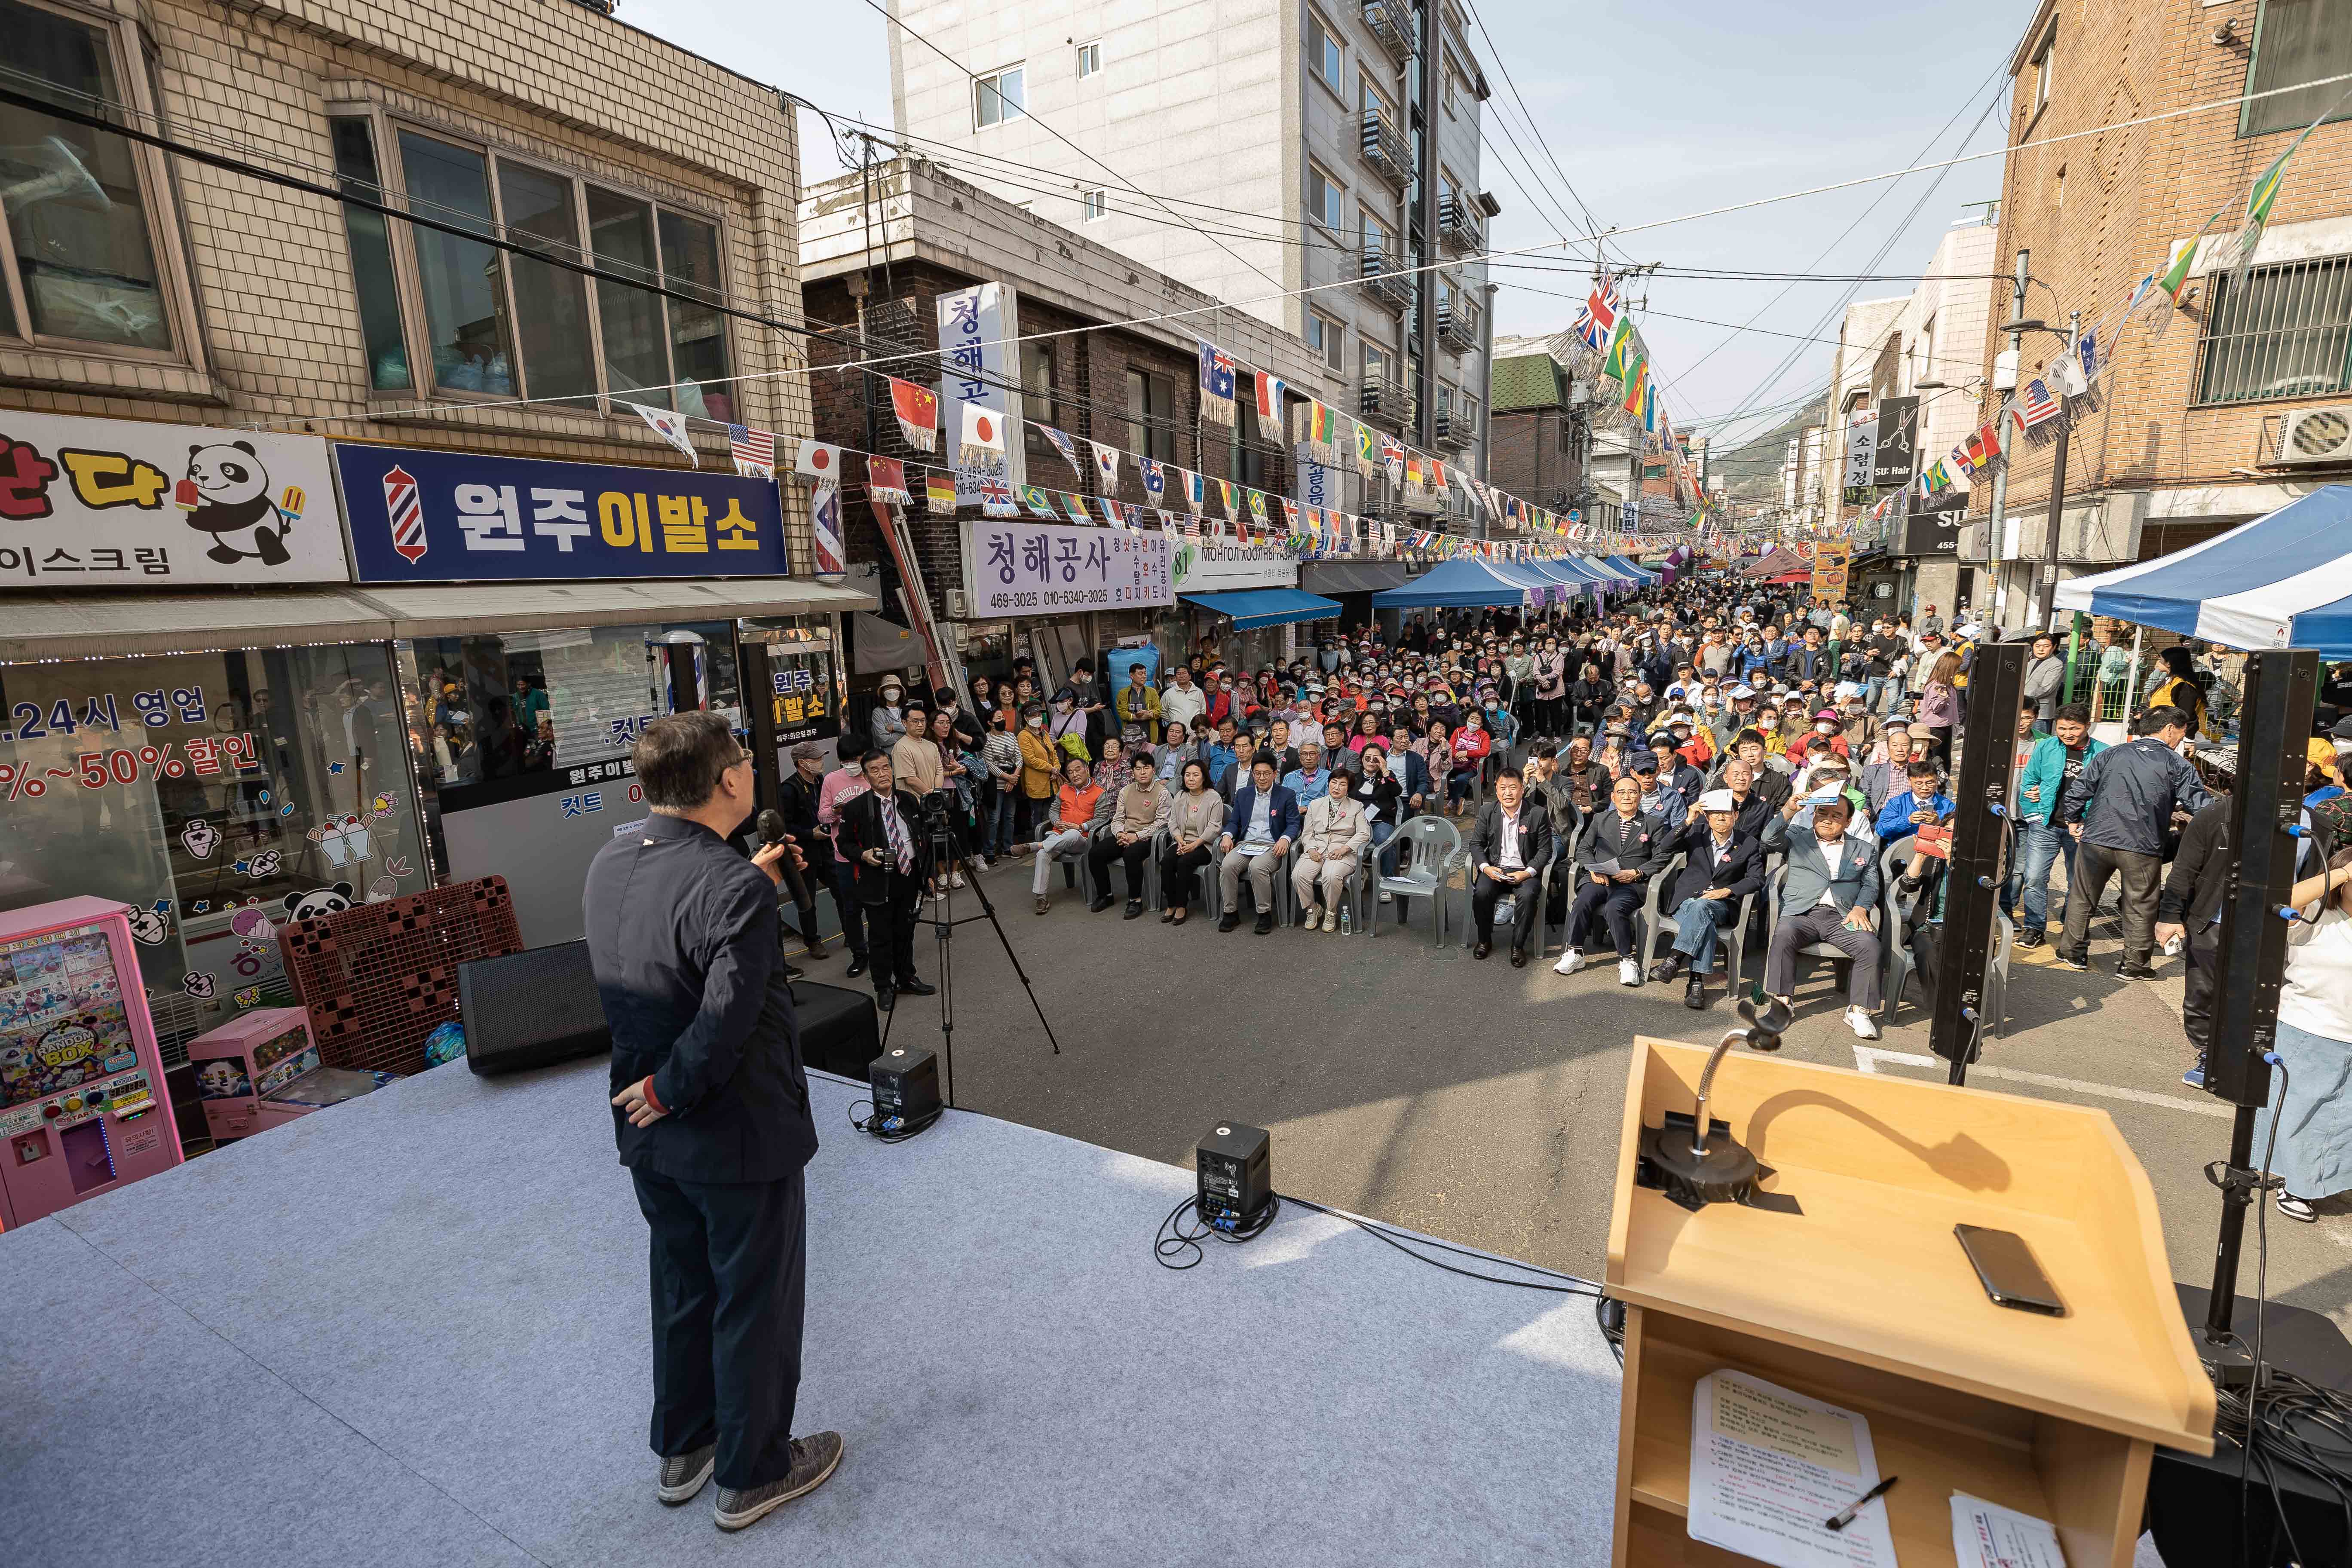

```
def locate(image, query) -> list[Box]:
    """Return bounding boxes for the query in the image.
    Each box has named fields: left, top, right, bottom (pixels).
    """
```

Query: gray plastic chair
left=1372, top=815, right=1461, bottom=944
left=1649, top=851, right=1758, bottom=992
left=1766, top=862, right=1895, bottom=1015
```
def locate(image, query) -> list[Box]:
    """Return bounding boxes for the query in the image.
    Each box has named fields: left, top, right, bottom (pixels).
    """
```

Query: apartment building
left=886, top=0, right=1500, bottom=495
left=1967, top=0, right=2352, bottom=629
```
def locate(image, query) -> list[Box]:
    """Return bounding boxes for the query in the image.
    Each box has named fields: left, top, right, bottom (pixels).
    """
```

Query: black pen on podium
left=1824, top=1475, right=1898, bottom=1531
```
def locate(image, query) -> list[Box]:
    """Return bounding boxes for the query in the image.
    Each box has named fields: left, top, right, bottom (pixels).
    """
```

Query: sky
left=625, top=0, right=2024, bottom=451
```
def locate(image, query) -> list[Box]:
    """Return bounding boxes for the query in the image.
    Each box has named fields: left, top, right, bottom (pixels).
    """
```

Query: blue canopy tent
left=1370, top=557, right=1549, bottom=608
left=1601, top=553, right=1658, bottom=585
left=2052, top=486, right=2352, bottom=657
left=1179, top=588, right=1342, bottom=630
left=1555, top=555, right=1628, bottom=591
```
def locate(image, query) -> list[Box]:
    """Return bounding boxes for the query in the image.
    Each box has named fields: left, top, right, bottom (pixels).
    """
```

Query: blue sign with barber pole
left=334, top=444, right=787, bottom=583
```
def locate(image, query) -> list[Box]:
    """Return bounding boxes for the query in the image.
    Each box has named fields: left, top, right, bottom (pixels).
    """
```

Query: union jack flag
left=1573, top=274, right=1620, bottom=352
left=976, top=476, right=1017, bottom=517
left=2018, top=378, right=2061, bottom=427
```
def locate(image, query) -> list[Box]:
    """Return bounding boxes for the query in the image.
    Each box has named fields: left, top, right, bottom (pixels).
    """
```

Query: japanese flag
left=962, top=401, right=1006, bottom=453
left=795, top=440, right=840, bottom=480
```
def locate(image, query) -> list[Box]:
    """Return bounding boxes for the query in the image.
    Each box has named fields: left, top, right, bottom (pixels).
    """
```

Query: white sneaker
left=1322, top=908, right=1340, bottom=933
left=1554, top=948, right=1586, bottom=976
left=1617, top=958, right=1642, bottom=987
left=1378, top=890, right=1394, bottom=904
left=1846, top=1006, right=1880, bottom=1040
left=950, top=873, right=967, bottom=889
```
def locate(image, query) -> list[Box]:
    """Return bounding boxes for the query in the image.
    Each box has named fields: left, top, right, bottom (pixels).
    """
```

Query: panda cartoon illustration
left=126, top=907, right=171, bottom=946
left=178, top=442, right=293, bottom=566
left=282, top=882, right=355, bottom=924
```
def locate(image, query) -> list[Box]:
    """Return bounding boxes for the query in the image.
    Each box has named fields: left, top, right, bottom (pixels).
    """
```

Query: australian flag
left=1198, top=339, right=1236, bottom=424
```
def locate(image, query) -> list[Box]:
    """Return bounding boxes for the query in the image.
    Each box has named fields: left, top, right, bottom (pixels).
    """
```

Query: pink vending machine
left=0, top=897, right=184, bottom=1229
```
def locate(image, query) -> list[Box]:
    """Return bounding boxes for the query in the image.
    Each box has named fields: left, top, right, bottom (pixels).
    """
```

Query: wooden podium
left=1606, top=1039, right=2214, bottom=1568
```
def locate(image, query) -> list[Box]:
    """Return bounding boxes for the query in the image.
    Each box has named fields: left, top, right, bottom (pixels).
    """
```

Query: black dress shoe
left=1684, top=973, right=1708, bottom=1010
left=1088, top=895, right=1117, bottom=913
left=845, top=956, right=868, bottom=979
left=1473, top=940, right=1492, bottom=960
left=782, top=962, right=805, bottom=982
left=2115, top=960, right=2157, bottom=980
left=1218, top=913, right=1240, bottom=932
left=1509, top=946, right=1528, bottom=969
left=1253, top=912, right=1274, bottom=935
left=1651, top=953, right=1686, bottom=983
left=1124, top=899, right=1145, bottom=919
left=897, top=976, right=937, bottom=997
left=873, top=986, right=895, bottom=1013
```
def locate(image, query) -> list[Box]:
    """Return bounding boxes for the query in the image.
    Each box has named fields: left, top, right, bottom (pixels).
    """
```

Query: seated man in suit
left=837, top=748, right=939, bottom=1014
left=1763, top=793, right=1885, bottom=1040
left=1291, top=769, right=1372, bottom=932
left=1217, top=756, right=1301, bottom=934
left=1214, top=731, right=1258, bottom=801
left=1649, top=788, right=1765, bottom=1010
left=1556, top=774, right=1666, bottom=987
left=1470, top=766, right=1554, bottom=968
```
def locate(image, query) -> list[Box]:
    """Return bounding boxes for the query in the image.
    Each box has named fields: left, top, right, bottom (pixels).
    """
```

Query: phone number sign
left=960, top=519, right=1172, bottom=617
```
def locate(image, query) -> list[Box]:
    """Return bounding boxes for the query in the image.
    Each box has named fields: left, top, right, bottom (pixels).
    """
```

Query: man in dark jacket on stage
left=586, top=712, right=843, bottom=1534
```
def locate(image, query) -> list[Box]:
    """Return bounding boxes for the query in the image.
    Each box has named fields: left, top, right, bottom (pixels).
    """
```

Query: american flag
left=2018, top=379, right=2061, bottom=427
left=726, top=424, right=775, bottom=479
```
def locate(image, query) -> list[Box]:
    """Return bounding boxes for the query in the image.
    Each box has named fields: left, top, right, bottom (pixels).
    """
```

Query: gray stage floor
left=2, top=1052, right=1624, bottom=1567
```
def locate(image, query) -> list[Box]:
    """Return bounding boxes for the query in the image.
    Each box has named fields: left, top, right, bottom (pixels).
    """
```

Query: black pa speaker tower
left=868, top=1046, right=941, bottom=1131
left=1929, top=640, right=2028, bottom=1082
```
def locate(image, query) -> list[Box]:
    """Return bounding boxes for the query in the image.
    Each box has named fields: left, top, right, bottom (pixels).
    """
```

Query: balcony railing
left=1436, top=291, right=1481, bottom=351
left=1360, top=375, right=1412, bottom=430
left=1359, top=107, right=1411, bottom=192
left=1360, top=0, right=1414, bottom=64
left=1438, top=193, right=1484, bottom=256
left=1358, top=245, right=1412, bottom=313
left=1433, top=411, right=1470, bottom=449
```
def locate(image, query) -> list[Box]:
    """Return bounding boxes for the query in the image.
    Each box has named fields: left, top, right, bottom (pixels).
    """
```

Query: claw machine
left=0, top=897, right=184, bottom=1229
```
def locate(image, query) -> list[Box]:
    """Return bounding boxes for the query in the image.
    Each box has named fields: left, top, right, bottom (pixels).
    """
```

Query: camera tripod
left=876, top=799, right=1062, bottom=1106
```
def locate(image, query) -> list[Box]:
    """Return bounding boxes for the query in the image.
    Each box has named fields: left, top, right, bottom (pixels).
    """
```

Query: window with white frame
left=2029, top=29, right=2054, bottom=118
left=0, top=0, right=189, bottom=357
left=1307, top=312, right=1344, bottom=372
left=1306, top=11, right=1344, bottom=94
left=1081, top=189, right=1109, bottom=222
left=1076, top=41, right=1102, bottom=78
left=1305, top=163, right=1345, bottom=233
left=1360, top=208, right=1396, bottom=261
left=1363, top=342, right=1392, bottom=386
left=329, top=113, right=735, bottom=417
left=975, top=64, right=1027, bottom=127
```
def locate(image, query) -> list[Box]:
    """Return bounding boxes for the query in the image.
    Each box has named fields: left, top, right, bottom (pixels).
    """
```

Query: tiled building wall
left=1982, top=0, right=2352, bottom=518
left=1, top=0, right=815, bottom=565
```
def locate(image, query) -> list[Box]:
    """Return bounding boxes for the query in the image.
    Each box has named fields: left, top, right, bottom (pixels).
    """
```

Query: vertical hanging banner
left=1842, top=407, right=1877, bottom=505
left=936, top=282, right=1027, bottom=511
left=810, top=481, right=845, bottom=581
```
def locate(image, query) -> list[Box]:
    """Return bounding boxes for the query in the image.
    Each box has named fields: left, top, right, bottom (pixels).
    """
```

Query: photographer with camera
left=839, top=748, right=939, bottom=1014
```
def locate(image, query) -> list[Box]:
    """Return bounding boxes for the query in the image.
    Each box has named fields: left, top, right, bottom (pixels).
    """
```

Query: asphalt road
left=793, top=854, right=2351, bottom=1340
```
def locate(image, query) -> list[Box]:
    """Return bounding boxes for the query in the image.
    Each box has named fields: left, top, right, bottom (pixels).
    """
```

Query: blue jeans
left=987, top=786, right=1019, bottom=856
left=1371, top=818, right=1398, bottom=875
left=1671, top=894, right=1736, bottom=974
left=1863, top=675, right=1887, bottom=713
left=2010, top=820, right=2075, bottom=934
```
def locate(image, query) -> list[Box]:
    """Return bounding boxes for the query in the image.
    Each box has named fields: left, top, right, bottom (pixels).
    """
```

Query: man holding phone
left=1874, top=760, right=1954, bottom=844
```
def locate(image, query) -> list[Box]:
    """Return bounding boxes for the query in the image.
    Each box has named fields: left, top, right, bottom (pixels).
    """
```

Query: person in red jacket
left=1785, top=707, right=1852, bottom=770
left=1448, top=711, right=1493, bottom=814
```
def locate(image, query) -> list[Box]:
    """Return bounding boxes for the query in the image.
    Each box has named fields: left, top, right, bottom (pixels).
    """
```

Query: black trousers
left=1472, top=872, right=1541, bottom=952
left=1163, top=842, right=1214, bottom=908
left=2184, top=922, right=2221, bottom=1056
left=1089, top=834, right=1153, bottom=899
left=827, top=859, right=867, bottom=959
left=867, top=870, right=922, bottom=987
left=1568, top=879, right=1645, bottom=957
left=632, top=1166, right=806, bottom=1491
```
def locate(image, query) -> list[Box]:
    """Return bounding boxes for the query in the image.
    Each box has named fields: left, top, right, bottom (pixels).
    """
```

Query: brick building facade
left=3, top=0, right=816, bottom=565
left=1485, top=350, right=1579, bottom=513
left=1971, top=0, right=2352, bottom=628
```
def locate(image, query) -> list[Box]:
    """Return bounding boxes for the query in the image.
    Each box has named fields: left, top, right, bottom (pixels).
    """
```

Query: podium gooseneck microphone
left=1635, top=997, right=1792, bottom=1211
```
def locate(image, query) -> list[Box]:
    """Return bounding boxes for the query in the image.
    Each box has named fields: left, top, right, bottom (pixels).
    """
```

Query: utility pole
left=1981, top=248, right=2028, bottom=623
left=2032, top=309, right=2079, bottom=632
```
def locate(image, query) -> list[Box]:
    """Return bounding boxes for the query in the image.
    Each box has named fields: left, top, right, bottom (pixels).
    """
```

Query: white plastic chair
left=1372, top=815, right=1462, bottom=944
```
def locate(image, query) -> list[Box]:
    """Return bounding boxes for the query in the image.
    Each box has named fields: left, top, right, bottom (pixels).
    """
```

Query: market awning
left=1181, top=588, right=1343, bottom=630
left=1601, top=554, right=1659, bottom=585
left=1298, top=562, right=1412, bottom=594
left=0, top=579, right=878, bottom=662
left=1370, top=558, right=1542, bottom=608
left=2053, top=486, right=2352, bottom=655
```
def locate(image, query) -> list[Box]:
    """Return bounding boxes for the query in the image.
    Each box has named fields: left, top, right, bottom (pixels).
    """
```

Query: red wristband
left=639, top=1075, right=666, bottom=1114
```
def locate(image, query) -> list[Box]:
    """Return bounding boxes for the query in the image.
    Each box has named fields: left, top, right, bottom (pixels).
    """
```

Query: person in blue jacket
left=1874, top=758, right=1954, bottom=843
left=2011, top=703, right=2106, bottom=948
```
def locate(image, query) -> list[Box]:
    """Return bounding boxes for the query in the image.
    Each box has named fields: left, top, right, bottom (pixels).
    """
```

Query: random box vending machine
left=185, top=1006, right=394, bottom=1141
left=0, top=897, right=184, bottom=1229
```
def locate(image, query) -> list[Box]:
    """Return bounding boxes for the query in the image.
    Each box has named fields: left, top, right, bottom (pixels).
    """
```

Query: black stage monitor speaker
left=1196, top=1121, right=1271, bottom=1224
left=792, top=981, right=882, bottom=1078
left=459, top=940, right=611, bottom=1075
left=868, top=1047, right=940, bottom=1130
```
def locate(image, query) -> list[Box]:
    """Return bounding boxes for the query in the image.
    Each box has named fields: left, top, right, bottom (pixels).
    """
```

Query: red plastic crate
left=275, top=878, right=523, bottom=1075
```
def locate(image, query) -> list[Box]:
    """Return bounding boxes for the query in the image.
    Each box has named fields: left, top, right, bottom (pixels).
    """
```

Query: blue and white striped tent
left=2052, top=486, right=2352, bottom=656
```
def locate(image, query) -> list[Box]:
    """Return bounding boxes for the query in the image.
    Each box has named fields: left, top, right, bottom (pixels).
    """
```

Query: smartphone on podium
left=1954, top=1224, right=2065, bottom=1316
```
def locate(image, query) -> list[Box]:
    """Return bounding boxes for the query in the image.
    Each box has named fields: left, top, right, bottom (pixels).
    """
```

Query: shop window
left=332, top=116, right=735, bottom=419
left=0, top=0, right=181, bottom=355
left=2241, top=0, right=2352, bottom=137
left=0, top=646, right=430, bottom=1011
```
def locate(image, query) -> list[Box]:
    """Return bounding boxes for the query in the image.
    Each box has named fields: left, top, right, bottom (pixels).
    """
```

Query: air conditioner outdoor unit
left=2278, top=404, right=2352, bottom=466
left=944, top=588, right=969, bottom=619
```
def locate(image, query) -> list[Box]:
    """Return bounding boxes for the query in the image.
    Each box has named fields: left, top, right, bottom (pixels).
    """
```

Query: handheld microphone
left=756, top=808, right=787, bottom=845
